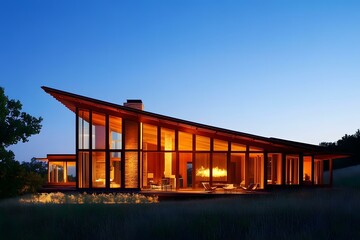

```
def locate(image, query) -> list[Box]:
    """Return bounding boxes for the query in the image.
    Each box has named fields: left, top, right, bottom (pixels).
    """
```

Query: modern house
left=40, top=86, right=347, bottom=191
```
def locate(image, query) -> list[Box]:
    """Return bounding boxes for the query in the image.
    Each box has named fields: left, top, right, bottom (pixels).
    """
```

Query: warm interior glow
left=196, top=166, right=227, bottom=178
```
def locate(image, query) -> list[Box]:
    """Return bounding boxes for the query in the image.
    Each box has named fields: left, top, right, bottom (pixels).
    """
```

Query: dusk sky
left=1, top=0, right=360, bottom=163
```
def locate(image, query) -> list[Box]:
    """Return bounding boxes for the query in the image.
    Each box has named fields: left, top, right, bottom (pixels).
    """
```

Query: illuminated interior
left=286, top=155, right=299, bottom=185
left=48, top=161, right=76, bottom=184
left=267, top=153, right=282, bottom=185
left=41, top=86, right=345, bottom=191
left=303, top=156, right=312, bottom=184
left=74, top=108, right=338, bottom=190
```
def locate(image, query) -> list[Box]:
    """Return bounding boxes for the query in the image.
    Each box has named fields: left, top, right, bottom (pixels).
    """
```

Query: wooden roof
left=42, top=86, right=348, bottom=160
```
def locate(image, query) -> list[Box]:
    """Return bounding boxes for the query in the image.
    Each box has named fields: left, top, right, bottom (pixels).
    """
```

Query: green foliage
left=20, top=158, right=47, bottom=194
left=0, top=87, right=42, bottom=148
left=0, top=87, right=44, bottom=198
left=0, top=153, right=26, bottom=198
left=320, top=129, right=360, bottom=168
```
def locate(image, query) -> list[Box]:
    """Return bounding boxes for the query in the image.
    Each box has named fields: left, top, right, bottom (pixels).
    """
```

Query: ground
left=1, top=165, right=360, bottom=240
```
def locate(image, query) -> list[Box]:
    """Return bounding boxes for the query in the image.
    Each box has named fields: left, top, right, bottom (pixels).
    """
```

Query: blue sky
left=1, top=0, right=360, bottom=162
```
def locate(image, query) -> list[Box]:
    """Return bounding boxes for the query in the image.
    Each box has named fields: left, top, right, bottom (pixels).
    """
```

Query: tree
left=21, top=158, right=47, bottom=194
left=0, top=87, right=43, bottom=198
left=319, top=129, right=360, bottom=169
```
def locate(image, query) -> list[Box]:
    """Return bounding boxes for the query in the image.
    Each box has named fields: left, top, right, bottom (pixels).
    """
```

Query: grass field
left=1, top=165, right=360, bottom=240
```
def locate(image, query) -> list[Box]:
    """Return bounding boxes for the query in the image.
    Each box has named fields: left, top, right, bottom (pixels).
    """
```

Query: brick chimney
left=124, top=99, right=144, bottom=110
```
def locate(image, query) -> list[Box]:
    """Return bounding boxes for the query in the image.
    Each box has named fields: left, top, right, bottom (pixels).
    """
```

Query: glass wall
left=142, top=152, right=160, bottom=188
left=178, top=131, right=192, bottom=151
left=143, top=124, right=157, bottom=151
left=78, top=151, right=90, bottom=188
left=212, top=153, right=227, bottom=182
left=161, top=128, right=175, bottom=151
left=110, top=116, right=122, bottom=149
left=194, top=153, right=210, bottom=187
left=286, top=155, right=299, bottom=185
left=232, top=143, right=246, bottom=151
left=249, top=153, right=264, bottom=189
left=214, top=139, right=228, bottom=151
left=314, top=159, right=323, bottom=184
left=229, top=153, right=245, bottom=185
left=179, top=153, right=192, bottom=188
left=77, top=108, right=124, bottom=188
left=110, top=152, right=121, bottom=188
left=76, top=108, right=326, bottom=190
left=78, top=110, right=90, bottom=149
left=303, top=156, right=312, bottom=184
left=92, top=152, right=106, bottom=188
left=267, top=153, right=282, bottom=185
left=196, top=136, right=210, bottom=151
left=49, top=162, right=65, bottom=183
left=92, top=112, right=106, bottom=149
left=49, top=161, right=76, bottom=184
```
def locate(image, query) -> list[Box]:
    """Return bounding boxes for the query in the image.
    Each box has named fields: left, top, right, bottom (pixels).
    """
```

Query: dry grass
left=1, top=166, right=360, bottom=240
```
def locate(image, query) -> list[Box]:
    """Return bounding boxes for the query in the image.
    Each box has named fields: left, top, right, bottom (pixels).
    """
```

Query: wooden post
left=311, top=155, right=314, bottom=185
left=329, top=159, right=333, bottom=187
left=299, top=153, right=303, bottom=185
left=245, top=147, right=250, bottom=186
left=281, top=154, right=286, bottom=185
left=263, top=152, right=268, bottom=189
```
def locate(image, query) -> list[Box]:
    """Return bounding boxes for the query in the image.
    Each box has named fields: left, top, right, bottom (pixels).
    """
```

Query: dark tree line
left=0, top=87, right=45, bottom=199
left=320, top=129, right=360, bottom=169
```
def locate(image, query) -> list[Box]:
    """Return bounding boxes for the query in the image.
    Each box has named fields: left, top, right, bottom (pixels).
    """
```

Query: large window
left=110, top=152, right=121, bottom=188
left=212, top=153, right=227, bottom=182
left=303, top=156, right=312, bottom=184
left=92, top=112, right=106, bottom=149
left=143, top=124, right=157, bottom=151
left=267, top=153, right=282, bottom=185
left=179, top=153, right=192, bottom=188
left=196, top=136, right=210, bottom=151
left=78, top=110, right=90, bottom=149
left=213, top=139, right=228, bottom=151
left=229, top=153, right=245, bottom=185
left=286, top=155, right=299, bottom=185
left=49, top=162, right=65, bottom=183
left=78, top=151, right=90, bottom=188
left=314, top=159, right=323, bottom=185
left=249, top=153, right=264, bottom=188
left=231, top=143, right=246, bottom=151
left=110, top=116, right=122, bottom=149
left=178, top=132, right=192, bottom=151
left=195, top=153, right=210, bottom=187
left=92, top=152, right=106, bottom=188
left=124, top=120, right=139, bottom=150
left=161, top=128, right=175, bottom=151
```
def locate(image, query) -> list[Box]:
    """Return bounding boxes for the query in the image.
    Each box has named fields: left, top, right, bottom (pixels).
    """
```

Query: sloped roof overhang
left=41, top=86, right=348, bottom=159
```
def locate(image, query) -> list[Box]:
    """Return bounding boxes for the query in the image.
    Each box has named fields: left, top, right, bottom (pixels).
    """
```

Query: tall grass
left=1, top=166, right=360, bottom=240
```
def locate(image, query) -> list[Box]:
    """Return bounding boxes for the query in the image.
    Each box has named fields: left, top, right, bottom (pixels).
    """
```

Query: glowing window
left=196, top=135, right=210, bottom=151
left=178, top=131, right=193, bottom=151
left=213, top=139, right=228, bottom=151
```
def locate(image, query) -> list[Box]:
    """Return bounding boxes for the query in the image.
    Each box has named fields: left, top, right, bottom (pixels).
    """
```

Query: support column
left=245, top=146, right=250, bottom=186
left=311, top=155, right=314, bottom=186
left=209, top=138, right=213, bottom=186
left=192, top=134, right=196, bottom=189
left=281, top=154, right=286, bottom=185
left=175, top=130, right=179, bottom=190
left=263, top=152, right=268, bottom=189
left=299, top=153, right=303, bottom=185
left=329, top=159, right=333, bottom=187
